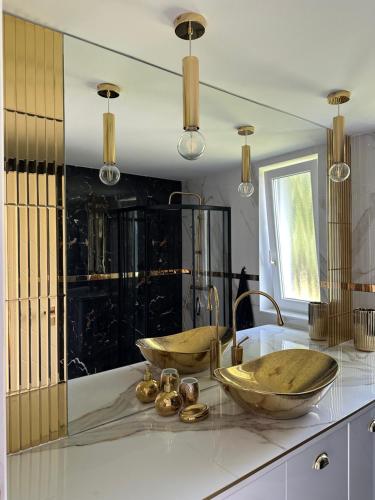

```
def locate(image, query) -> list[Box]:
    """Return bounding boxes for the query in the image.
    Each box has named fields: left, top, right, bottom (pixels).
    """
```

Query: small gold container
left=135, top=365, right=159, bottom=403
left=155, top=375, right=183, bottom=417
left=353, top=308, right=375, bottom=352
left=179, top=377, right=199, bottom=406
left=160, top=368, right=180, bottom=392
left=308, top=302, right=328, bottom=341
left=179, top=403, right=209, bottom=423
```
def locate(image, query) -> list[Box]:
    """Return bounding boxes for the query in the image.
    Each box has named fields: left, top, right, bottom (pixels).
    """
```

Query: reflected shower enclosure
left=117, top=203, right=232, bottom=364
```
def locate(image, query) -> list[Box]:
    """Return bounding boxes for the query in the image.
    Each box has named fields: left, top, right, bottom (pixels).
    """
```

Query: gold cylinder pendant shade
left=183, top=55, right=200, bottom=130
left=103, top=112, right=116, bottom=165
left=241, top=145, right=251, bottom=183
left=333, top=114, right=345, bottom=164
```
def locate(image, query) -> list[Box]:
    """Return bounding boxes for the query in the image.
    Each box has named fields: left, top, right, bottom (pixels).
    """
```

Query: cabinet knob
left=313, top=452, right=329, bottom=470
left=369, top=419, right=375, bottom=432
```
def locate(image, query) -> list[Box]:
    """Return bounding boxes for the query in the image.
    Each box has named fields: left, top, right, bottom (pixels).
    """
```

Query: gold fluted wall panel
left=327, top=129, right=353, bottom=346
left=3, top=14, right=67, bottom=453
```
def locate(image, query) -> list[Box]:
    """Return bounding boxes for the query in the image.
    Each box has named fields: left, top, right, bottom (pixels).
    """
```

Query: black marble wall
left=66, top=165, right=182, bottom=379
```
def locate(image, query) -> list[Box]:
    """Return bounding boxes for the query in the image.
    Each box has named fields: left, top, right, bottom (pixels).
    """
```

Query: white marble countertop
left=8, top=325, right=375, bottom=500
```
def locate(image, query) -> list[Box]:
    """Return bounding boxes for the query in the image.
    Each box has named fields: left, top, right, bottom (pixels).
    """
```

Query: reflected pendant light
left=174, top=12, right=207, bottom=160
left=97, top=83, right=121, bottom=186
left=327, top=90, right=351, bottom=183
left=237, top=126, right=255, bottom=198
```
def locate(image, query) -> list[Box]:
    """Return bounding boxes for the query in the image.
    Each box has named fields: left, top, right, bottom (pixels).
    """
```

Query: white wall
left=183, top=164, right=271, bottom=325
left=351, top=132, right=375, bottom=309
left=0, top=6, right=7, bottom=499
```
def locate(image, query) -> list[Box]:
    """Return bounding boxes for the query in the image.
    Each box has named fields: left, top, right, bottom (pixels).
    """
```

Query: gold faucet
left=231, top=290, right=284, bottom=366
left=207, top=285, right=221, bottom=379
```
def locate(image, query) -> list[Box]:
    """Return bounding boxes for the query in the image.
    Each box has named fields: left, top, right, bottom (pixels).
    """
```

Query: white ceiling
left=5, top=0, right=375, bottom=135
left=64, top=36, right=325, bottom=179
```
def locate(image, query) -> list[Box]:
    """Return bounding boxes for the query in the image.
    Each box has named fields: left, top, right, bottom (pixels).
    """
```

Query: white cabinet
left=215, top=403, right=375, bottom=500
left=349, top=405, right=375, bottom=500
left=217, top=464, right=285, bottom=499
left=286, top=424, right=348, bottom=500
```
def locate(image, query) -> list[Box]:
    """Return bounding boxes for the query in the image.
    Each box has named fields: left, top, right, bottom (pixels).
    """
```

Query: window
left=260, top=155, right=320, bottom=317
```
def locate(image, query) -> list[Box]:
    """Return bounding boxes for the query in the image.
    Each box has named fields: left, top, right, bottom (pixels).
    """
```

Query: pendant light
left=174, top=12, right=207, bottom=160
left=327, top=90, right=351, bottom=183
left=97, top=83, right=121, bottom=186
left=237, top=126, right=255, bottom=198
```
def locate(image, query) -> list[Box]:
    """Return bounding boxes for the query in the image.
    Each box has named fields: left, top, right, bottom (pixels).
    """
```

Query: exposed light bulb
left=177, top=129, right=205, bottom=160
left=329, top=162, right=350, bottom=183
left=238, top=182, right=254, bottom=198
left=99, top=164, right=120, bottom=186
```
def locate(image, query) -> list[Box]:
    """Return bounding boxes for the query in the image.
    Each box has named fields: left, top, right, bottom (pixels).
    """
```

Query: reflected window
left=260, top=155, right=321, bottom=317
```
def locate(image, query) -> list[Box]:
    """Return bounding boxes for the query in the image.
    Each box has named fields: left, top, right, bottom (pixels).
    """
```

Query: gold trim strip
left=19, top=299, right=30, bottom=392
left=29, top=298, right=39, bottom=389
left=322, top=281, right=375, bottom=293
left=39, top=207, right=48, bottom=296
left=65, top=269, right=192, bottom=282
left=39, top=297, right=49, bottom=388
left=4, top=15, right=17, bottom=110
left=25, top=21, right=36, bottom=116
left=5, top=205, right=19, bottom=300
left=15, top=18, right=26, bottom=113
left=65, top=270, right=259, bottom=283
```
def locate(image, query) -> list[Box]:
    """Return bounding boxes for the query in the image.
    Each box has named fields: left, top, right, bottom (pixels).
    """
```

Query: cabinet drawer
left=217, top=464, right=285, bottom=500
left=287, top=425, right=348, bottom=500
left=349, top=404, right=375, bottom=500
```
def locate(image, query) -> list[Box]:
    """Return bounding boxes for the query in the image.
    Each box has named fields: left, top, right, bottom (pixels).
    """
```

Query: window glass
left=272, top=171, right=320, bottom=302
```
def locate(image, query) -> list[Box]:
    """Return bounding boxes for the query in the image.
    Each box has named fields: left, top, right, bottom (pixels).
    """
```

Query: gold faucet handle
left=238, top=336, right=249, bottom=347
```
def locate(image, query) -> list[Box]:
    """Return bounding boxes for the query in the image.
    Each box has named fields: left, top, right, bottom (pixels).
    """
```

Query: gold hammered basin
left=136, top=326, right=232, bottom=374
left=214, top=349, right=339, bottom=419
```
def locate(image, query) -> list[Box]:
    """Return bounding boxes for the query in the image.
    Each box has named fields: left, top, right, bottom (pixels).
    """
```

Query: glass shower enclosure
left=116, top=203, right=232, bottom=365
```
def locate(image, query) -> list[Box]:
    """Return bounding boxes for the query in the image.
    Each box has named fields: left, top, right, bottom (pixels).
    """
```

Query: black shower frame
left=116, top=203, right=232, bottom=339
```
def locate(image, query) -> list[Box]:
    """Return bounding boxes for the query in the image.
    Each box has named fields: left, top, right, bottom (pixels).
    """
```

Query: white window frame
left=260, top=154, right=320, bottom=318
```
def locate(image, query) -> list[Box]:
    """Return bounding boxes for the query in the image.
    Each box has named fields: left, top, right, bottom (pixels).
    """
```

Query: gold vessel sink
left=136, top=326, right=232, bottom=374
left=214, top=349, right=339, bottom=419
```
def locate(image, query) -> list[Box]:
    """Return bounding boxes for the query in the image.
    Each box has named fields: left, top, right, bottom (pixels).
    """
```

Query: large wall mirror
left=64, top=35, right=327, bottom=434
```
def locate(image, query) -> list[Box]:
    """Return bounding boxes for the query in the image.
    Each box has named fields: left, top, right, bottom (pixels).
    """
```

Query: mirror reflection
left=64, top=35, right=327, bottom=433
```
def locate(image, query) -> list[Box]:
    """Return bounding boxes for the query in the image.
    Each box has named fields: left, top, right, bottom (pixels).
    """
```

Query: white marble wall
left=183, top=143, right=327, bottom=327
left=183, top=166, right=270, bottom=325
left=351, top=132, right=375, bottom=309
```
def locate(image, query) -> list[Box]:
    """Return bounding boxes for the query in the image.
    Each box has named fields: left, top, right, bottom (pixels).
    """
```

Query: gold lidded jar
left=135, top=364, right=159, bottom=403
left=155, top=375, right=183, bottom=417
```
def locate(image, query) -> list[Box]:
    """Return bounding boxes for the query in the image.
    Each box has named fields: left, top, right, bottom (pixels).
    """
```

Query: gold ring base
left=174, top=12, right=207, bottom=40
left=97, top=83, right=121, bottom=99
left=237, top=125, right=255, bottom=136
left=327, top=90, right=351, bottom=105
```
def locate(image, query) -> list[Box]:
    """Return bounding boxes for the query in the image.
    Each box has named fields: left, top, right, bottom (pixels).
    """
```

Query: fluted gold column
left=327, top=130, right=353, bottom=346
left=3, top=14, right=67, bottom=453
